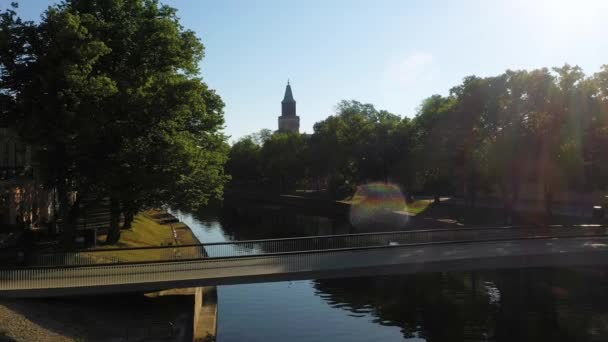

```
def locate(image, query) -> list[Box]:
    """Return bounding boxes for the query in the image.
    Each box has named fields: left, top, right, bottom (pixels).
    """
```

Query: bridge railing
left=2, top=225, right=608, bottom=293
left=19, top=225, right=608, bottom=267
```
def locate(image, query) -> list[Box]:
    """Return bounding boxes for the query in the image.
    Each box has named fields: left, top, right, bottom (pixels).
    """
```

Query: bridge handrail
left=60, top=224, right=608, bottom=252
left=0, top=234, right=608, bottom=297
left=6, top=225, right=608, bottom=268
left=5, top=232, right=608, bottom=271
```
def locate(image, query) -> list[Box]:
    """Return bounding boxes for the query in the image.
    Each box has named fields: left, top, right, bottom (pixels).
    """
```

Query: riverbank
left=97, top=209, right=219, bottom=342
left=225, top=190, right=445, bottom=231
left=226, top=189, right=599, bottom=229
left=0, top=209, right=217, bottom=342
left=72, top=209, right=205, bottom=264
left=99, top=209, right=200, bottom=247
left=225, top=190, right=351, bottom=217
left=227, top=189, right=432, bottom=216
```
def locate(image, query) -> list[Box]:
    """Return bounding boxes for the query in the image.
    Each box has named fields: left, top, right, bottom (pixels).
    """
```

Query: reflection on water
left=313, top=273, right=497, bottom=341
left=177, top=205, right=608, bottom=342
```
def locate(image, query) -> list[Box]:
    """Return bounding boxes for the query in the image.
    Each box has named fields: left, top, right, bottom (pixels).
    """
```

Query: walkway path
left=4, top=234, right=608, bottom=298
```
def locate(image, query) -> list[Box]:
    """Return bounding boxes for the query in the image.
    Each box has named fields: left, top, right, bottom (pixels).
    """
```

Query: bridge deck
left=2, top=233, right=608, bottom=298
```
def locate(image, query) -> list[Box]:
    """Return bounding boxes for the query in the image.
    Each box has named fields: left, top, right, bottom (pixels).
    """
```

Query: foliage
left=259, top=132, right=308, bottom=192
left=0, top=0, right=229, bottom=243
left=411, top=94, right=457, bottom=201
left=229, top=64, right=608, bottom=219
left=226, top=136, right=262, bottom=185
left=309, top=100, right=410, bottom=198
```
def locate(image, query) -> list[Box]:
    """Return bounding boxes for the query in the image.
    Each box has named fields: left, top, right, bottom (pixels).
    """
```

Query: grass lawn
left=338, top=194, right=365, bottom=205
left=403, top=199, right=434, bottom=215
left=340, top=195, right=434, bottom=216
left=118, top=211, right=175, bottom=247
left=88, top=210, right=202, bottom=263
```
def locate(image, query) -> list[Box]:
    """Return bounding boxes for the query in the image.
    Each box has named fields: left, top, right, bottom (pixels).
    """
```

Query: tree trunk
left=122, top=210, right=134, bottom=230
left=505, top=196, right=514, bottom=225
left=56, top=177, right=70, bottom=225
left=383, top=155, right=388, bottom=183
left=500, top=183, right=509, bottom=225
left=544, top=186, right=553, bottom=223
left=406, top=192, right=414, bottom=204
left=106, top=196, right=121, bottom=244
left=68, top=192, right=82, bottom=225
left=57, top=177, right=76, bottom=248
left=470, top=189, right=477, bottom=209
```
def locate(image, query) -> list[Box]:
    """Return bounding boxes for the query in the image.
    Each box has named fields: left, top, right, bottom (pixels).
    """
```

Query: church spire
left=278, top=80, right=300, bottom=133
left=282, top=81, right=295, bottom=103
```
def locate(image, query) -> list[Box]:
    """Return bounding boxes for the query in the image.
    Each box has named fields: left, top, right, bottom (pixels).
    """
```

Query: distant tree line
left=0, top=1, right=229, bottom=243
left=228, top=64, right=608, bottom=218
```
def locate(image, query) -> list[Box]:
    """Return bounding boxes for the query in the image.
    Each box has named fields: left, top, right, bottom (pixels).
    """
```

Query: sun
left=510, top=0, right=607, bottom=44
left=528, top=0, right=604, bottom=23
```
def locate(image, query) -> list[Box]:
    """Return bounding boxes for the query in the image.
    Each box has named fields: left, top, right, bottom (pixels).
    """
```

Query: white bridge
left=2, top=226, right=608, bottom=298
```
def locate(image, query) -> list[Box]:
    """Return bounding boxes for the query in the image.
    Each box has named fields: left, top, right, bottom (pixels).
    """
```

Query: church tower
left=278, top=81, right=300, bottom=133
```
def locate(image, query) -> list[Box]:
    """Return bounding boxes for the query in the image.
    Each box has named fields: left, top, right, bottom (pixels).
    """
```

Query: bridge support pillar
left=194, top=286, right=218, bottom=342
left=145, top=286, right=218, bottom=342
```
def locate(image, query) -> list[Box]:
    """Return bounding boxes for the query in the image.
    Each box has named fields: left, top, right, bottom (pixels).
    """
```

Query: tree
left=226, top=136, right=262, bottom=187
left=0, top=0, right=229, bottom=243
left=250, top=128, right=273, bottom=146
left=259, top=132, right=307, bottom=192
left=411, top=95, right=457, bottom=203
left=588, top=66, right=608, bottom=190
left=309, top=100, right=406, bottom=198
left=225, top=63, right=608, bottom=222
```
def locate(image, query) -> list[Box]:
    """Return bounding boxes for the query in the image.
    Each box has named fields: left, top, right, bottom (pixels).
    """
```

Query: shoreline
left=0, top=208, right=218, bottom=342
left=149, top=209, right=219, bottom=342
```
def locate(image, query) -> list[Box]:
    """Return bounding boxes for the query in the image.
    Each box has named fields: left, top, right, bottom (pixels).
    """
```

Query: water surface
left=176, top=207, right=608, bottom=342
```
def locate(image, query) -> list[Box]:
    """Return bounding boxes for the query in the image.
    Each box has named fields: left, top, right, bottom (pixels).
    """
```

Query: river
left=175, top=205, right=608, bottom=342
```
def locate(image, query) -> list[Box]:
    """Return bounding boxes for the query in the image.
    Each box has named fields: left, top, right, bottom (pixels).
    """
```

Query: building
left=0, top=128, right=54, bottom=230
left=278, top=81, right=300, bottom=133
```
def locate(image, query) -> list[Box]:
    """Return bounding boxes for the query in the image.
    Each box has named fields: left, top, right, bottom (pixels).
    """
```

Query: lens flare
left=349, top=182, right=409, bottom=230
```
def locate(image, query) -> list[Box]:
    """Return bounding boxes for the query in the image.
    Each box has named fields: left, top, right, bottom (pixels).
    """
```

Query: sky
left=8, top=0, right=608, bottom=141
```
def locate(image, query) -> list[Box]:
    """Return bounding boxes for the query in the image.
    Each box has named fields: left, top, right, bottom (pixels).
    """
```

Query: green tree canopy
left=226, top=136, right=262, bottom=186
left=0, top=0, right=228, bottom=243
left=259, top=132, right=308, bottom=192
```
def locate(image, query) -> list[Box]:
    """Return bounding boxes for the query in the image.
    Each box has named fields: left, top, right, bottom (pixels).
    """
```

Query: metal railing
left=17, top=225, right=608, bottom=267
left=2, top=225, right=608, bottom=293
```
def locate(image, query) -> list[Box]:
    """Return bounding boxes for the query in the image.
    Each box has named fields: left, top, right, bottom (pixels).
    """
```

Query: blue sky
left=9, top=0, right=608, bottom=141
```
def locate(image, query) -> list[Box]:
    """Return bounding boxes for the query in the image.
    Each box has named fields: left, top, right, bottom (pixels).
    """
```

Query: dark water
left=175, top=205, right=608, bottom=342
